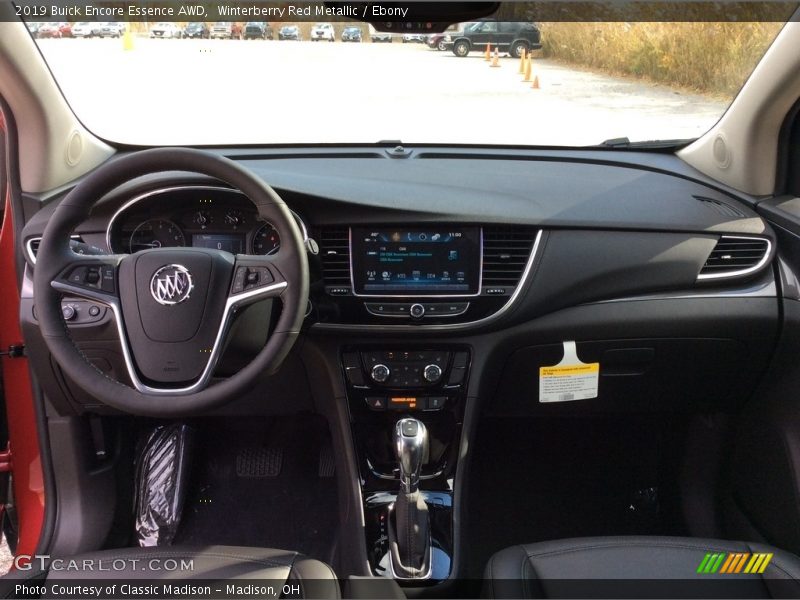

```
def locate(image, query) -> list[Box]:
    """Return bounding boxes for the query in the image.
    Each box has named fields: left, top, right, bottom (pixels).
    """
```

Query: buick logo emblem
left=150, top=264, right=193, bottom=306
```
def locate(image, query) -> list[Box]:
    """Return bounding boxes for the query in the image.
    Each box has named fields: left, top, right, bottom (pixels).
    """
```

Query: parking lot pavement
left=36, top=38, right=726, bottom=146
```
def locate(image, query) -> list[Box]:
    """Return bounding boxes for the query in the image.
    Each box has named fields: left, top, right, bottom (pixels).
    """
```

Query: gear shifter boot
left=388, top=490, right=431, bottom=579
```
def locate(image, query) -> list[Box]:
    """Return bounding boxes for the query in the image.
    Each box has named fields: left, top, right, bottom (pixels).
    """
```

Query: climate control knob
left=423, top=363, right=443, bottom=383
left=371, top=363, right=391, bottom=383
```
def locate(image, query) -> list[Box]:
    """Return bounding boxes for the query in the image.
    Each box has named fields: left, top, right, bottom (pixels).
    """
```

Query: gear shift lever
left=394, top=418, right=427, bottom=494
left=388, top=418, right=432, bottom=579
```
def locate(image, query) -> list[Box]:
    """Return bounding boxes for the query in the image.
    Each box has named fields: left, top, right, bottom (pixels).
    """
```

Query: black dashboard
left=21, top=147, right=777, bottom=336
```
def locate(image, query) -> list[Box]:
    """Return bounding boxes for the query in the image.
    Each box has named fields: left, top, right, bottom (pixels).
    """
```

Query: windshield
left=27, top=2, right=789, bottom=146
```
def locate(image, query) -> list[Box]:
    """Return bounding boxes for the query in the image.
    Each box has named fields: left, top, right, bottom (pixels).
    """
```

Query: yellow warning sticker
left=539, top=341, right=600, bottom=403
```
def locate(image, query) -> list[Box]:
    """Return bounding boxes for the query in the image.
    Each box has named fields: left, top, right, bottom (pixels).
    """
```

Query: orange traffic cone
left=484, top=43, right=491, bottom=61
left=523, top=56, right=532, bottom=81
left=531, top=75, right=540, bottom=89
left=490, top=47, right=500, bottom=67
left=518, top=49, right=527, bottom=74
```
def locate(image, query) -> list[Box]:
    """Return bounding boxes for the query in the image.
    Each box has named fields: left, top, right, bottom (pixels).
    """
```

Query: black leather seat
left=483, top=536, right=800, bottom=598
left=3, top=546, right=340, bottom=599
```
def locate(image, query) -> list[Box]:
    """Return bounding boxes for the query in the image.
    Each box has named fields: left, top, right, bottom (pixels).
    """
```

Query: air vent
left=481, top=227, right=539, bottom=288
left=694, top=196, right=745, bottom=218
left=319, top=227, right=351, bottom=288
left=26, top=235, right=83, bottom=264
left=698, top=236, right=771, bottom=280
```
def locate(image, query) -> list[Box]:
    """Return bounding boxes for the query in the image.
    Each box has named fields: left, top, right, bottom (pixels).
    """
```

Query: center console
left=315, top=225, right=541, bottom=327
left=341, top=346, right=471, bottom=584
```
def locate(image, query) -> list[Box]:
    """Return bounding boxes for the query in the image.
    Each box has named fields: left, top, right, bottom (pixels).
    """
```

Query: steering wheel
left=33, top=148, right=309, bottom=416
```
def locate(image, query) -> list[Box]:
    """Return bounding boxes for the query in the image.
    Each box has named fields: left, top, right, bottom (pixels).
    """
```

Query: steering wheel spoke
left=51, top=254, right=124, bottom=304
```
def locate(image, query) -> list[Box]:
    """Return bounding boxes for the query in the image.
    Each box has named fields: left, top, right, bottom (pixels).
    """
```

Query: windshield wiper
left=596, top=137, right=693, bottom=150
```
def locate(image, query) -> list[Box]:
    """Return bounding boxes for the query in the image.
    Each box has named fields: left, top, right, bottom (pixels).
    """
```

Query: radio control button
left=423, top=363, right=443, bottom=383
left=371, top=363, right=391, bottom=383
left=409, top=303, right=425, bottom=319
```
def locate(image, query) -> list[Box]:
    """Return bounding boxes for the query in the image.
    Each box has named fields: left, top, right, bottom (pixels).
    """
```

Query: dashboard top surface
left=23, top=149, right=766, bottom=237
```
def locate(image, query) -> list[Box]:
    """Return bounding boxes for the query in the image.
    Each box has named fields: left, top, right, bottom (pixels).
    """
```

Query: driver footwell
left=171, top=414, right=339, bottom=565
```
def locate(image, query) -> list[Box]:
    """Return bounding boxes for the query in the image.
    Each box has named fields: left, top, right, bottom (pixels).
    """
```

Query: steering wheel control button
left=150, top=264, right=193, bottom=306
left=65, top=264, right=115, bottom=293
left=423, top=363, right=443, bottom=383
left=100, top=266, right=116, bottom=292
left=232, top=266, right=275, bottom=294
left=410, top=303, right=425, bottom=318
left=88, top=305, right=101, bottom=317
left=365, top=396, right=387, bottom=411
left=371, top=363, right=391, bottom=383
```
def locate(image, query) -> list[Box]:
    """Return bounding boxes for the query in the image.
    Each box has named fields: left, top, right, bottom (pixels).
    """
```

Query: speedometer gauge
left=251, top=222, right=280, bottom=255
left=129, top=219, right=186, bottom=253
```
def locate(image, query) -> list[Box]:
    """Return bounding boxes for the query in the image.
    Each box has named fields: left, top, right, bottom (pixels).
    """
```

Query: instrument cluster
left=107, top=186, right=305, bottom=256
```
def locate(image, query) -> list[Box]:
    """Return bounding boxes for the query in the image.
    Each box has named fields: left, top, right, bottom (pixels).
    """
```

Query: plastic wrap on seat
left=134, top=423, right=193, bottom=547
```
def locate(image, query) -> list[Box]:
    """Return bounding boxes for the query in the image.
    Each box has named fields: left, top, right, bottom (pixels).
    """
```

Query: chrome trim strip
left=349, top=227, right=484, bottom=298
left=311, top=229, right=543, bottom=333
left=105, top=185, right=309, bottom=253
left=696, top=235, right=773, bottom=281
left=51, top=279, right=287, bottom=395
left=594, top=279, right=777, bottom=303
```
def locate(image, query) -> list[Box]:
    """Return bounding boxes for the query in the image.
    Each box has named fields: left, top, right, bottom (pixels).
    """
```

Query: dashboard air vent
left=482, top=227, right=538, bottom=288
left=26, top=236, right=84, bottom=264
left=698, top=236, right=770, bottom=280
left=319, top=227, right=351, bottom=287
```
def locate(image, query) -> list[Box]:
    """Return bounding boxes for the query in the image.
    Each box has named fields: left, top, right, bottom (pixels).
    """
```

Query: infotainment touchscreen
left=351, top=227, right=481, bottom=296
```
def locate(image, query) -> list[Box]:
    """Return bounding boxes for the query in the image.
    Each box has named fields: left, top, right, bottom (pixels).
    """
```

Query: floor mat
left=174, top=414, right=338, bottom=564
left=464, top=415, right=688, bottom=577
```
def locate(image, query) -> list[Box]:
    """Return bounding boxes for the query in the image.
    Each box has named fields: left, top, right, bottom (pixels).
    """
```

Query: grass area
left=539, top=22, right=784, bottom=96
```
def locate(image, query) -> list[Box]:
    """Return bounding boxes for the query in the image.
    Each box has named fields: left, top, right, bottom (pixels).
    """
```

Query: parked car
left=369, top=26, right=392, bottom=42
left=243, top=22, right=273, bottom=40
left=278, top=25, right=301, bottom=41
left=310, top=23, right=335, bottom=42
left=99, top=22, right=126, bottom=38
left=447, top=20, right=542, bottom=58
left=182, top=22, right=209, bottom=39
left=426, top=33, right=450, bottom=51
left=341, top=27, right=362, bottom=42
left=150, top=22, right=180, bottom=39
left=71, top=22, right=95, bottom=38
left=210, top=21, right=238, bottom=40
left=402, top=33, right=426, bottom=43
left=57, top=22, right=72, bottom=37
left=36, top=23, right=62, bottom=38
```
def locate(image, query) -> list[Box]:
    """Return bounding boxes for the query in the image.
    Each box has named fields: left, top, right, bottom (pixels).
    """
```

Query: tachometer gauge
left=129, top=219, right=186, bottom=253
left=251, top=222, right=280, bottom=255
